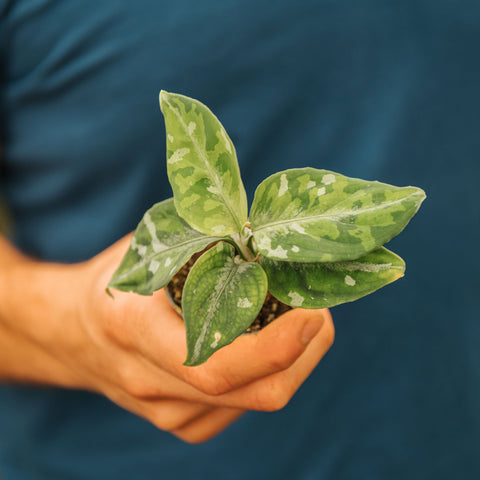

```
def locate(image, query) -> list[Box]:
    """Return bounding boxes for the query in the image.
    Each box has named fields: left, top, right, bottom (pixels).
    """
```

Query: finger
left=193, top=310, right=335, bottom=412
left=193, top=307, right=328, bottom=394
left=171, top=407, right=245, bottom=444
left=105, top=384, right=214, bottom=433
left=237, top=310, right=335, bottom=411
left=126, top=295, right=327, bottom=396
left=141, top=399, right=214, bottom=433
left=116, top=312, right=333, bottom=412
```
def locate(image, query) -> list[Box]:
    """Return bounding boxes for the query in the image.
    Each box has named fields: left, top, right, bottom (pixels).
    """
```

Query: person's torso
left=0, top=1, right=479, bottom=478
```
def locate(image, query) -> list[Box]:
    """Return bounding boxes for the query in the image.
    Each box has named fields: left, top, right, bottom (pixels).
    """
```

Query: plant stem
left=227, top=231, right=255, bottom=262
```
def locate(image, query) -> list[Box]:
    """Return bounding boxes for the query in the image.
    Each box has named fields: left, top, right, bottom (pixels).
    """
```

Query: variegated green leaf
left=261, top=247, right=405, bottom=308
left=159, top=91, right=248, bottom=236
left=182, top=242, right=268, bottom=366
left=108, top=198, right=220, bottom=295
left=250, top=168, right=426, bottom=262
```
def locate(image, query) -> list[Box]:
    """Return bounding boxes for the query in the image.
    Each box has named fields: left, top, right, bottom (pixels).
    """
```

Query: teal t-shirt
left=1, top=1, right=479, bottom=478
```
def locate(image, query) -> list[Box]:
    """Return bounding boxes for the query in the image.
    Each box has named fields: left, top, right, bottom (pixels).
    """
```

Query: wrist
left=0, top=241, right=94, bottom=389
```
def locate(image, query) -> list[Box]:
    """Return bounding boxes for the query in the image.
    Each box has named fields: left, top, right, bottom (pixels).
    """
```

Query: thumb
left=194, top=308, right=329, bottom=395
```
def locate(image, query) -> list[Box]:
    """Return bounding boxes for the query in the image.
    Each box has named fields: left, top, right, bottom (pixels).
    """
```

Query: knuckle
left=265, top=352, right=294, bottom=372
left=185, top=367, right=234, bottom=396
left=129, top=383, right=160, bottom=400
left=255, top=380, right=293, bottom=412
left=124, top=378, right=148, bottom=399
left=102, top=313, right=131, bottom=348
left=99, top=298, right=145, bottom=350
left=119, top=364, right=158, bottom=400
left=151, top=414, right=190, bottom=433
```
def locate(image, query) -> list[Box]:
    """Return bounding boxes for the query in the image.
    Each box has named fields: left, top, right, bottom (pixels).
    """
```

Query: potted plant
left=108, top=91, right=425, bottom=366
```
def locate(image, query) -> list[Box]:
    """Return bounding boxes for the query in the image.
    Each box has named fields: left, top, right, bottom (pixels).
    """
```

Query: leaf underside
left=108, top=198, right=220, bottom=295
left=160, top=91, right=248, bottom=237
left=182, top=242, right=268, bottom=366
left=261, top=247, right=405, bottom=309
left=250, top=168, right=426, bottom=263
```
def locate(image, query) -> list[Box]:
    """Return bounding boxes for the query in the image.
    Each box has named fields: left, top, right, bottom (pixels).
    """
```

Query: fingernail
left=301, top=316, right=325, bottom=346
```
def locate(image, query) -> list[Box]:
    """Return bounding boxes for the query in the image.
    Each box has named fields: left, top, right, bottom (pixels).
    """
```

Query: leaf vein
left=164, top=96, right=243, bottom=232
left=253, top=195, right=416, bottom=233
left=190, top=261, right=239, bottom=363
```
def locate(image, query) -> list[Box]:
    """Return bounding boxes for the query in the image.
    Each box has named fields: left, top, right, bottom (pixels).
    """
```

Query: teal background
left=1, top=1, right=479, bottom=478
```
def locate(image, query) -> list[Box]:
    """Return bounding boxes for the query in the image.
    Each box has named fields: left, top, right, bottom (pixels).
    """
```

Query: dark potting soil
left=166, top=251, right=292, bottom=332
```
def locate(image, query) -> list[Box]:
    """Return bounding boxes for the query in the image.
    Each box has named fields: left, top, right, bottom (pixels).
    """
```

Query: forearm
left=0, top=321, right=81, bottom=386
left=0, top=235, right=86, bottom=387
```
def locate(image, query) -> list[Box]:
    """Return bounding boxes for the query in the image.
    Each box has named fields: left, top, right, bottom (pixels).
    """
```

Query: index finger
left=129, top=289, right=328, bottom=396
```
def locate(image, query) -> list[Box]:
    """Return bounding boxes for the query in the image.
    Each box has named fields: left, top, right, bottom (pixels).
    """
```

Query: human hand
left=42, top=235, right=335, bottom=443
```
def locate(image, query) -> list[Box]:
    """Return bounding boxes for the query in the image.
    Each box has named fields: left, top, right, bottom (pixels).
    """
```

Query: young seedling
left=108, top=91, right=426, bottom=366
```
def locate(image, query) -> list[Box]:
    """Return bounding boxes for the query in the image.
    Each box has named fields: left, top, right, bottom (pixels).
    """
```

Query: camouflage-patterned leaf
left=250, top=168, right=426, bottom=262
left=159, top=91, right=248, bottom=236
left=261, top=247, right=405, bottom=308
left=182, top=242, right=268, bottom=366
left=108, top=198, right=220, bottom=295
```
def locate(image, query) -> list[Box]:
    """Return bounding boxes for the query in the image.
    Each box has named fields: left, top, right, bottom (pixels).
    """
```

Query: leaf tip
left=105, top=286, right=115, bottom=299
left=159, top=89, right=169, bottom=100
left=409, top=187, right=427, bottom=212
left=183, top=356, right=205, bottom=367
left=415, top=187, right=427, bottom=201
left=159, top=90, right=172, bottom=110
